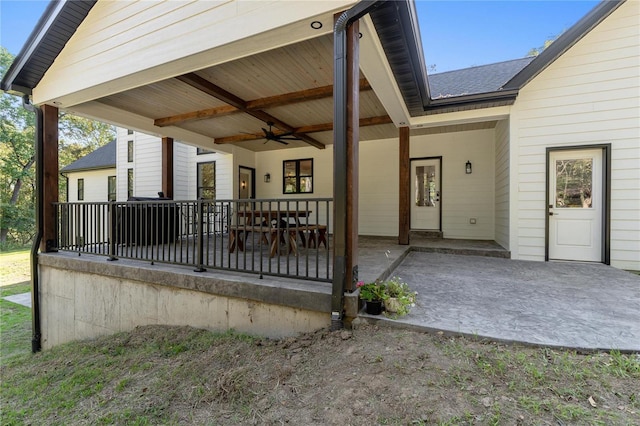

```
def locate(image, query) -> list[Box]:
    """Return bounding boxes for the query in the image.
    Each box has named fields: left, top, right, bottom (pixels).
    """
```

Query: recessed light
left=310, top=21, right=322, bottom=30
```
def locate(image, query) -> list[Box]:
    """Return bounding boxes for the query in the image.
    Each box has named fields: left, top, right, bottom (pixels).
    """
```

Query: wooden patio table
left=229, top=209, right=312, bottom=257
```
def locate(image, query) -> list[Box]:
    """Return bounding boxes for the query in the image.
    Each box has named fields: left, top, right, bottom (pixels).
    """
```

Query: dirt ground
left=2, top=323, right=638, bottom=425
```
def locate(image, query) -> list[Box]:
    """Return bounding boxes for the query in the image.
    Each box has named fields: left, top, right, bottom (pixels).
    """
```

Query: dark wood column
left=398, top=127, right=410, bottom=245
left=42, top=104, right=58, bottom=252
left=344, top=19, right=360, bottom=291
left=161, top=137, right=174, bottom=199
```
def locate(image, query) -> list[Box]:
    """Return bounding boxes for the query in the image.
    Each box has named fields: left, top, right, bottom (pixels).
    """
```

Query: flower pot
left=385, top=297, right=401, bottom=313
left=365, top=300, right=383, bottom=315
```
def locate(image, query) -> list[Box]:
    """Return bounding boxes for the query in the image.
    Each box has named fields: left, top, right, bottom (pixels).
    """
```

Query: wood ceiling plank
left=154, top=78, right=371, bottom=128
left=214, top=115, right=392, bottom=144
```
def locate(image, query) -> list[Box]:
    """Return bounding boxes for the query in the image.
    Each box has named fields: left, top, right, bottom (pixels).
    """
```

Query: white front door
left=548, top=149, right=603, bottom=262
left=411, top=159, right=440, bottom=230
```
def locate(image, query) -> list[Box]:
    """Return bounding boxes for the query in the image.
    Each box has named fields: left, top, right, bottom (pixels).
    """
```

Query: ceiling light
left=310, top=21, right=322, bottom=30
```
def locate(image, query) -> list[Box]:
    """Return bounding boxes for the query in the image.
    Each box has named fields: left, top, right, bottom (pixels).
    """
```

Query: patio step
left=410, top=230, right=443, bottom=239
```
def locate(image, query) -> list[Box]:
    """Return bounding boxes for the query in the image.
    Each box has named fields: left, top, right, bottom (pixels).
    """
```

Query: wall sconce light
left=264, top=173, right=271, bottom=183
left=465, top=161, right=472, bottom=174
left=241, top=180, right=246, bottom=189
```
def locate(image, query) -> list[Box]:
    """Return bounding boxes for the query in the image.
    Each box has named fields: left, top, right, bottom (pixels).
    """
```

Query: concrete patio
left=358, top=238, right=640, bottom=352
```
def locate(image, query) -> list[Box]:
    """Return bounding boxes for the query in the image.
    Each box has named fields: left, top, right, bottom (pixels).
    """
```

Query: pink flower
left=356, top=281, right=365, bottom=288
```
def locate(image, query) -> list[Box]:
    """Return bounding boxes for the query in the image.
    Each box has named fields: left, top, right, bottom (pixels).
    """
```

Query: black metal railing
left=54, top=198, right=333, bottom=282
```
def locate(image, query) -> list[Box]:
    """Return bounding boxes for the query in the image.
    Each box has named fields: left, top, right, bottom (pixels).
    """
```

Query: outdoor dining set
left=228, top=208, right=328, bottom=257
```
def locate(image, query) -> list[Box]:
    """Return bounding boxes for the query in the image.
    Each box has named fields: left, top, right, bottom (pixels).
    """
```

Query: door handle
left=549, top=212, right=558, bottom=216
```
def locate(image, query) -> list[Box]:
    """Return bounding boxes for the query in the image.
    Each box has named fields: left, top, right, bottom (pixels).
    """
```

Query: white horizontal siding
left=66, top=168, right=116, bottom=202
left=34, top=0, right=354, bottom=105
left=510, top=0, right=640, bottom=270
left=411, top=128, right=496, bottom=240
left=133, top=132, right=163, bottom=198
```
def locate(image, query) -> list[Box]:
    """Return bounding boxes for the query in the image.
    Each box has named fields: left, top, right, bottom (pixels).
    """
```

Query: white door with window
left=410, top=159, right=440, bottom=230
left=548, top=149, right=603, bottom=262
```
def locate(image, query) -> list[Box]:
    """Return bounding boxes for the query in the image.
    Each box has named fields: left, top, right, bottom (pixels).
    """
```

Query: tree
left=527, top=36, right=558, bottom=57
left=0, top=46, right=115, bottom=246
left=1, top=47, right=36, bottom=245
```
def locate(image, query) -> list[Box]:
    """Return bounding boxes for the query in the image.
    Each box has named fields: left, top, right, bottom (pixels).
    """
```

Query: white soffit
left=359, top=15, right=412, bottom=128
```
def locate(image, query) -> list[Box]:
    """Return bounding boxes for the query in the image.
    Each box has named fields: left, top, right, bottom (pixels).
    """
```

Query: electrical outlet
left=469, top=218, right=477, bottom=224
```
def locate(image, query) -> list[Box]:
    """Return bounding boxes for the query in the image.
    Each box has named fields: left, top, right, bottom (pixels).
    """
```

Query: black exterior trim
left=1, top=0, right=97, bottom=95
left=545, top=144, right=611, bottom=265
left=370, top=0, right=430, bottom=116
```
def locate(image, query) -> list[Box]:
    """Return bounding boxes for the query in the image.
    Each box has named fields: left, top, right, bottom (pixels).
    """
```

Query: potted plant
left=356, top=281, right=387, bottom=315
left=383, top=276, right=417, bottom=318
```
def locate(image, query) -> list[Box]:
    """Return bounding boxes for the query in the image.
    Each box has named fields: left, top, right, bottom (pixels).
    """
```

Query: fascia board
left=408, top=105, right=511, bottom=129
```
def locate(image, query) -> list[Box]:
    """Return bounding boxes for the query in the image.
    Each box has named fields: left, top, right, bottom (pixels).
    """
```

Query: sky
left=1, top=0, right=600, bottom=74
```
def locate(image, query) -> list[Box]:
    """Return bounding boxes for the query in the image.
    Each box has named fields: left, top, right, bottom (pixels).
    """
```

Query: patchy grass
left=0, top=322, right=638, bottom=425
left=0, top=249, right=31, bottom=286
left=0, top=283, right=32, bottom=364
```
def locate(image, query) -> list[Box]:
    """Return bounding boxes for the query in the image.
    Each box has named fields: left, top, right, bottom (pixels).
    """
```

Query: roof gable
left=60, top=139, right=116, bottom=173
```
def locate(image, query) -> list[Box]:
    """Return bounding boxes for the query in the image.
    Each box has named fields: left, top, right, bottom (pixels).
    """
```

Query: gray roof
left=60, top=140, right=116, bottom=173
left=428, top=57, right=535, bottom=99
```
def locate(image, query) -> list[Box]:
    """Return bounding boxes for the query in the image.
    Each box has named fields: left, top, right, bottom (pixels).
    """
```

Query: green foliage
left=1, top=46, right=115, bottom=244
left=357, top=280, right=388, bottom=302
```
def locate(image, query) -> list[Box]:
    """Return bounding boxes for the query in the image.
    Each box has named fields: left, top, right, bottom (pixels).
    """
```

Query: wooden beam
left=398, top=127, right=410, bottom=245
left=161, top=137, right=174, bottom=199
left=154, top=79, right=372, bottom=128
left=42, top=104, right=58, bottom=252
left=176, top=73, right=325, bottom=149
left=154, top=105, right=237, bottom=127
left=214, top=115, right=392, bottom=144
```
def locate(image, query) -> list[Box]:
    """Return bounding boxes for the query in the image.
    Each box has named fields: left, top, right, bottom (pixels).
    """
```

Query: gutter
left=332, top=0, right=384, bottom=330
left=22, top=96, right=43, bottom=353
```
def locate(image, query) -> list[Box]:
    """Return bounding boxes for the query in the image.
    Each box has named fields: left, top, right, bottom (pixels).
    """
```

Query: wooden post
left=161, top=137, right=174, bottom=198
left=399, top=127, right=410, bottom=245
left=41, top=104, right=58, bottom=252
left=344, top=19, right=360, bottom=292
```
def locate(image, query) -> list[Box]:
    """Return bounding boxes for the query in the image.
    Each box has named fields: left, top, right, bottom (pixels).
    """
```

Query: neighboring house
left=61, top=140, right=116, bottom=202
left=1, top=0, right=638, bottom=348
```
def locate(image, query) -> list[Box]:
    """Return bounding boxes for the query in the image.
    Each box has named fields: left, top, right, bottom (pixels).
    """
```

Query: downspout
left=332, top=0, right=384, bottom=330
left=22, top=95, right=43, bottom=353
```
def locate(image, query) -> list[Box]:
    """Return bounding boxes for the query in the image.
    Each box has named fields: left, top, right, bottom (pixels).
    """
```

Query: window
left=283, top=159, right=313, bottom=194
left=127, top=129, right=134, bottom=135
left=108, top=176, right=116, bottom=201
left=127, top=140, right=134, bottom=162
left=197, top=147, right=215, bottom=155
left=127, top=169, right=134, bottom=199
left=197, top=162, right=216, bottom=199
left=77, top=178, right=84, bottom=201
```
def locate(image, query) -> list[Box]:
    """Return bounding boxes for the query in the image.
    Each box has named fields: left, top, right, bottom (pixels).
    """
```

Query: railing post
left=194, top=199, right=206, bottom=272
left=108, top=201, right=118, bottom=261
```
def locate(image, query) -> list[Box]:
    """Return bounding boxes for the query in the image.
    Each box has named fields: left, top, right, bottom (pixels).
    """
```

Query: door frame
left=409, top=156, right=443, bottom=232
left=238, top=166, right=256, bottom=199
left=545, top=144, right=610, bottom=264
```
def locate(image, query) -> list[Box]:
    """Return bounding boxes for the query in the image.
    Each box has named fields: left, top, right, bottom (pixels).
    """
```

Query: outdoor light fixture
left=241, top=180, right=246, bottom=189
left=466, top=161, right=472, bottom=174
left=264, top=173, right=271, bottom=183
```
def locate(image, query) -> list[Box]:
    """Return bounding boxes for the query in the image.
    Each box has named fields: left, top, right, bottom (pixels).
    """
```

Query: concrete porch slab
left=363, top=252, right=640, bottom=352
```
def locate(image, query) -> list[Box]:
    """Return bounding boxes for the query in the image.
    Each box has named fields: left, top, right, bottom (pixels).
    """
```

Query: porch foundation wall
left=38, top=253, right=331, bottom=350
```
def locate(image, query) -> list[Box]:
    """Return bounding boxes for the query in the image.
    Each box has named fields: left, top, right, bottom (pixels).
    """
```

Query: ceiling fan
left=260, top=122, right=301, bottom=145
